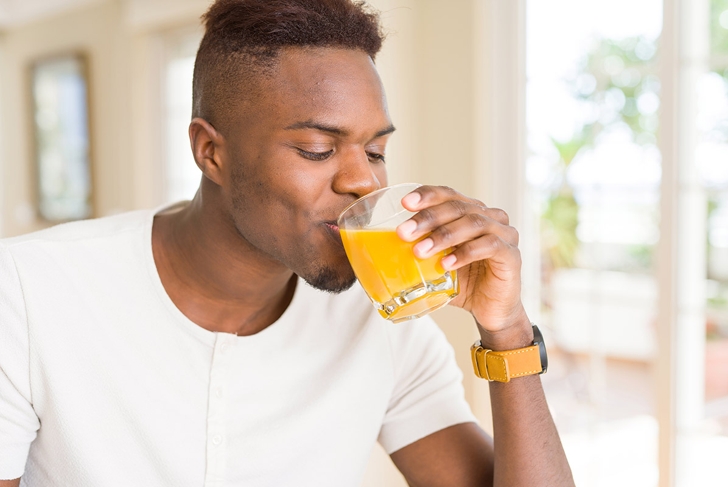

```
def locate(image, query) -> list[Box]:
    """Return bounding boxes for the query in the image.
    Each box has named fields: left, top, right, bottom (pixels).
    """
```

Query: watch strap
left=470, top=325, right=546, bottom=382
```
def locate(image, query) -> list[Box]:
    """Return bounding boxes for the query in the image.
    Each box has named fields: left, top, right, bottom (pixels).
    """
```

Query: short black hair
left=192, top=0, right=385, bottom=131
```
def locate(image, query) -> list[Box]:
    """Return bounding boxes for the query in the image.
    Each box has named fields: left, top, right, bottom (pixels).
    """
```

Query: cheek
left=229, top=158, right=281, bottom=235
left=375, top=165, right=388, bottom=188
left=229, top=149, right=286, bottom=205
left=229, top=152, right=325, bottom=236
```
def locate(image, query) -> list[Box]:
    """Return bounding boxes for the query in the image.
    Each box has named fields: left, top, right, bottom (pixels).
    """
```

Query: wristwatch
left=470, top=324, right=548, bottom=382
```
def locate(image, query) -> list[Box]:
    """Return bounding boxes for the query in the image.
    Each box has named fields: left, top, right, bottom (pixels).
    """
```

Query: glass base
left=375, top=272, right=459, bottom=323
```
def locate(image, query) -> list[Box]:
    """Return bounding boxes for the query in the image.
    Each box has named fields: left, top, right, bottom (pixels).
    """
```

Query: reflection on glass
left=31, top=55, right=92, bottom=221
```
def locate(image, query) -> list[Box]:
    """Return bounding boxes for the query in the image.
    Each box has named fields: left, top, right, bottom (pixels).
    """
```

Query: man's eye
left=367, top=152, right=386, bottom=163
left=297, top=149, right=333, bottom=161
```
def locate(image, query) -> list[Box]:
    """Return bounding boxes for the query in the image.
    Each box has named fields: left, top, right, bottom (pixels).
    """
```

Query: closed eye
left=297, top=149, right=334, bottom=161
left=367, top=152, right=386, bottom=163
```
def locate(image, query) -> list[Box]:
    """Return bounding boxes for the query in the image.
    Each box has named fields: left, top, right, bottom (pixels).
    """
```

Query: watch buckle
left=470, top=341, right=493, bottom=381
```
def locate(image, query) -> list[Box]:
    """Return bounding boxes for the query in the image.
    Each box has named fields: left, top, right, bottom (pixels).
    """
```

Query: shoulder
left=1, top=209, right=150, bottom=251
left=0, top=209, right=154, bottom=288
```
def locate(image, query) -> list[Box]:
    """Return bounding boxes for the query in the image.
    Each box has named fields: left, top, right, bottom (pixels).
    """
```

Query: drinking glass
left=337, top=183, right=459, bottom=322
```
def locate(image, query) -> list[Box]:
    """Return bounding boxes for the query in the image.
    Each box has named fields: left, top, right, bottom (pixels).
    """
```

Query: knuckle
left=486, top=234, right=502, bottom=250
left=448, top=199, right=468, bottom=217
left=493, top=208, right=510, bottom=225
left=512, top=247, right=523, bottom=268
left=433, top=224, right=454, bottom=243
left=511, top=244, right=521, bottom=258
left=460, top=242, right=477, bottom=260
left=438, top=185, right=456, bottom=195
left=467, top=213, right=489, bottom=230
left=416, top=207, right=436, bottom=225
left=508, top=225, right=520, bottom=245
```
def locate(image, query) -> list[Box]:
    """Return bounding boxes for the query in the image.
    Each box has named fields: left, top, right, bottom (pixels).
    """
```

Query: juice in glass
left=338, top=183, right=459, bottom=322
left=340, top=227, right=458, bottom=322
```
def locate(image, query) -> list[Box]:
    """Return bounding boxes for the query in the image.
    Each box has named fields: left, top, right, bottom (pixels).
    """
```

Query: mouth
left=323, top=221, right=344, bottom=248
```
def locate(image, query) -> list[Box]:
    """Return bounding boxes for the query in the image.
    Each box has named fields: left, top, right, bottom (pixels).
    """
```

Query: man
left=0, top=0, right=574, bottom=485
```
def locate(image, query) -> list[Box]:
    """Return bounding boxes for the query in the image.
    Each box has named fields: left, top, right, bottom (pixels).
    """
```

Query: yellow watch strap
left=470, top=343, right=543, bottom=382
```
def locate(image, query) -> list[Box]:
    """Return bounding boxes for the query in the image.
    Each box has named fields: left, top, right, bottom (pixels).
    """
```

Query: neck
left=152, top=192, right=296, bottom=336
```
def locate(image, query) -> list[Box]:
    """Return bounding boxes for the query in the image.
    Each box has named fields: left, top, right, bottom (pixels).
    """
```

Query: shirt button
left=215, top=388, right=223, bottom=398
left=220, top=342, right=229, bottom=353
left=212, top=435, right=222, bottom=446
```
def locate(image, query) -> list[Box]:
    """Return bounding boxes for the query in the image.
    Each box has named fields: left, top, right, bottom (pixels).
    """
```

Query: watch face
left=532, top=324, right=548, bottom=374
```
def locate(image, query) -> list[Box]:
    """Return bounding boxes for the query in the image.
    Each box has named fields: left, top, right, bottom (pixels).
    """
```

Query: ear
left=189, top=117, right=225, bottom=186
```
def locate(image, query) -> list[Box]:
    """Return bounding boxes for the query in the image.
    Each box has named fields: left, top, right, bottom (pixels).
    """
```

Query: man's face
left=219, top=47, right=392, bottom=293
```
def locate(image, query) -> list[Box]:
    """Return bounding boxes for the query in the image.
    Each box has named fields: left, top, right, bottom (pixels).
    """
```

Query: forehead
left=265, top=47, right=390, bottom=128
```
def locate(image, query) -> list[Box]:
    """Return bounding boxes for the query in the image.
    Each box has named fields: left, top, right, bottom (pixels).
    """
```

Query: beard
left=228, top=169, right=357, bottom=294
left=302, top=264, right=358, bottom=294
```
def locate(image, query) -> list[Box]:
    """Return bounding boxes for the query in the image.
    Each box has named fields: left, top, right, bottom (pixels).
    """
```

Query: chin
left=302, top=265, right=358, bottom=294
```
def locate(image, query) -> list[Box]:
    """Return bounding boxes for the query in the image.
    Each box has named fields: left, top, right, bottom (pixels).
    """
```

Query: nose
left=332, top=149, right=382, bottom=199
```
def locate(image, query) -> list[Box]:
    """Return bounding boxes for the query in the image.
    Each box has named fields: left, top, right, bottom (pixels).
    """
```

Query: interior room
left=0, top=0, right=726, bottom=485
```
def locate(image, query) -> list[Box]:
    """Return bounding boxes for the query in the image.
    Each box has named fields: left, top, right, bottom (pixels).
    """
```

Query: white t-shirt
left=0, top=205, right=476, bottom=486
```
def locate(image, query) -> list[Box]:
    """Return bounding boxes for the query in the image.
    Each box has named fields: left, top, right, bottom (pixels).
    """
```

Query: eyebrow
left=283, top=120, right=396, bottom=139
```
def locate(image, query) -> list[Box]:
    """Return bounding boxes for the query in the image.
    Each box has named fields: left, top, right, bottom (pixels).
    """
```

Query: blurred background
left=0, top=0, right=726, bottom=486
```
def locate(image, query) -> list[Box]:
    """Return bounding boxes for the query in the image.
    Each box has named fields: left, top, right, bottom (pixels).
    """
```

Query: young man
left=0, top=1, right=574, bottom=485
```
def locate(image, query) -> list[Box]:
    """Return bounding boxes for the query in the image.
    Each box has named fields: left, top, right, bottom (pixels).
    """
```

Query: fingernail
left=402, top=191, right=421, bottom=208
left=398, top=219, right=417, bottom=238
left=441, top=254, right=457, bottom=270
left=414, top=238, right=434, bottom=256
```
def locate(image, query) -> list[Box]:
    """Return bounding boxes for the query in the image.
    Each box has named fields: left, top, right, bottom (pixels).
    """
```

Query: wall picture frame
left=30, top=53, right=93, bottom=222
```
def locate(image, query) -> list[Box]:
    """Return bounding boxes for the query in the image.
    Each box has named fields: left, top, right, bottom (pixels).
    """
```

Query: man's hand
left=394, top=185, right=575, bottom=487
left=397, top=185, right=531, bottom=348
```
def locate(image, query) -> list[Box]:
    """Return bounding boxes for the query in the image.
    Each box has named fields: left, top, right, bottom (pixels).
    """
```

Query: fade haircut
left=192, top=0, right=385, bottom=132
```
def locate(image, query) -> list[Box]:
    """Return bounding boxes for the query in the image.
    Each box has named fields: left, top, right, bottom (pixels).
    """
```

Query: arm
left=390, top=186, right=574, bottom=487
left=391, top=422, right=494, bottom=486
left=390, top=340, right=572, bottom=486
left=0, top=245, right=40, bottom=483
left=479, top=321, right=573, bottom=487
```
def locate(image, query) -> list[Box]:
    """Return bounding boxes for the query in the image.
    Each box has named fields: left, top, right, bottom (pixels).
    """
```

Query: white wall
left=0, top=0, right=135, bottom=236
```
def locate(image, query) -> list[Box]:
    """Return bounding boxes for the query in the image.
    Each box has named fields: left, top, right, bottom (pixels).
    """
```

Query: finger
left=398, top=199, right=512, bottom=242
left=401, top=185, right=509, bottom=225
left=484, top=206, right=509, bottom=226
left=440, top=234, right=522, bottom=275
left=412, top=214, right=519, bottom=259
left=401, top=185, right=464, bottom=211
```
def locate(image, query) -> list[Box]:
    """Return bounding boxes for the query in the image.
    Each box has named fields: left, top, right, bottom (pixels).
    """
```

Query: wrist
left=475, top=312, right=533, bottom=351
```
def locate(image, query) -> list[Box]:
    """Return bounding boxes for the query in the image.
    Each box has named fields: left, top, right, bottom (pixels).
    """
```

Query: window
left=527, top=1, right=728, bottom=485
left=696, top=0, right=728, bottom=473
left=527, top=1, right=663, bottom=485
left=161, top=28, right=202, bottom=204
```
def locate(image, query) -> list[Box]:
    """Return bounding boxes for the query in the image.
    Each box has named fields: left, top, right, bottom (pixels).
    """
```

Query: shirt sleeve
left=0, top=243, right=40, bottom=480
left=378, top=315, right=477, bottom=454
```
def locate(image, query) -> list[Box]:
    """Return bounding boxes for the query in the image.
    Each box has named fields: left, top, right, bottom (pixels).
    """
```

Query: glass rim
left=337, top=182, right=422, bottom=226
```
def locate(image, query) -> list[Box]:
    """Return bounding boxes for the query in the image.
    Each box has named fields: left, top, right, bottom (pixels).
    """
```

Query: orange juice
left=340, top=228, right=458, bottom=321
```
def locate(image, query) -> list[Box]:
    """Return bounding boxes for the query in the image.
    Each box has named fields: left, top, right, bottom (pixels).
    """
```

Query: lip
left=323, top=220, right=344, bottom=248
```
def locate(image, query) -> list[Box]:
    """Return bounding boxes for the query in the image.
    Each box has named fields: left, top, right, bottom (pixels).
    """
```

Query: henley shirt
left=0, top=204, right=476, bottom=486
